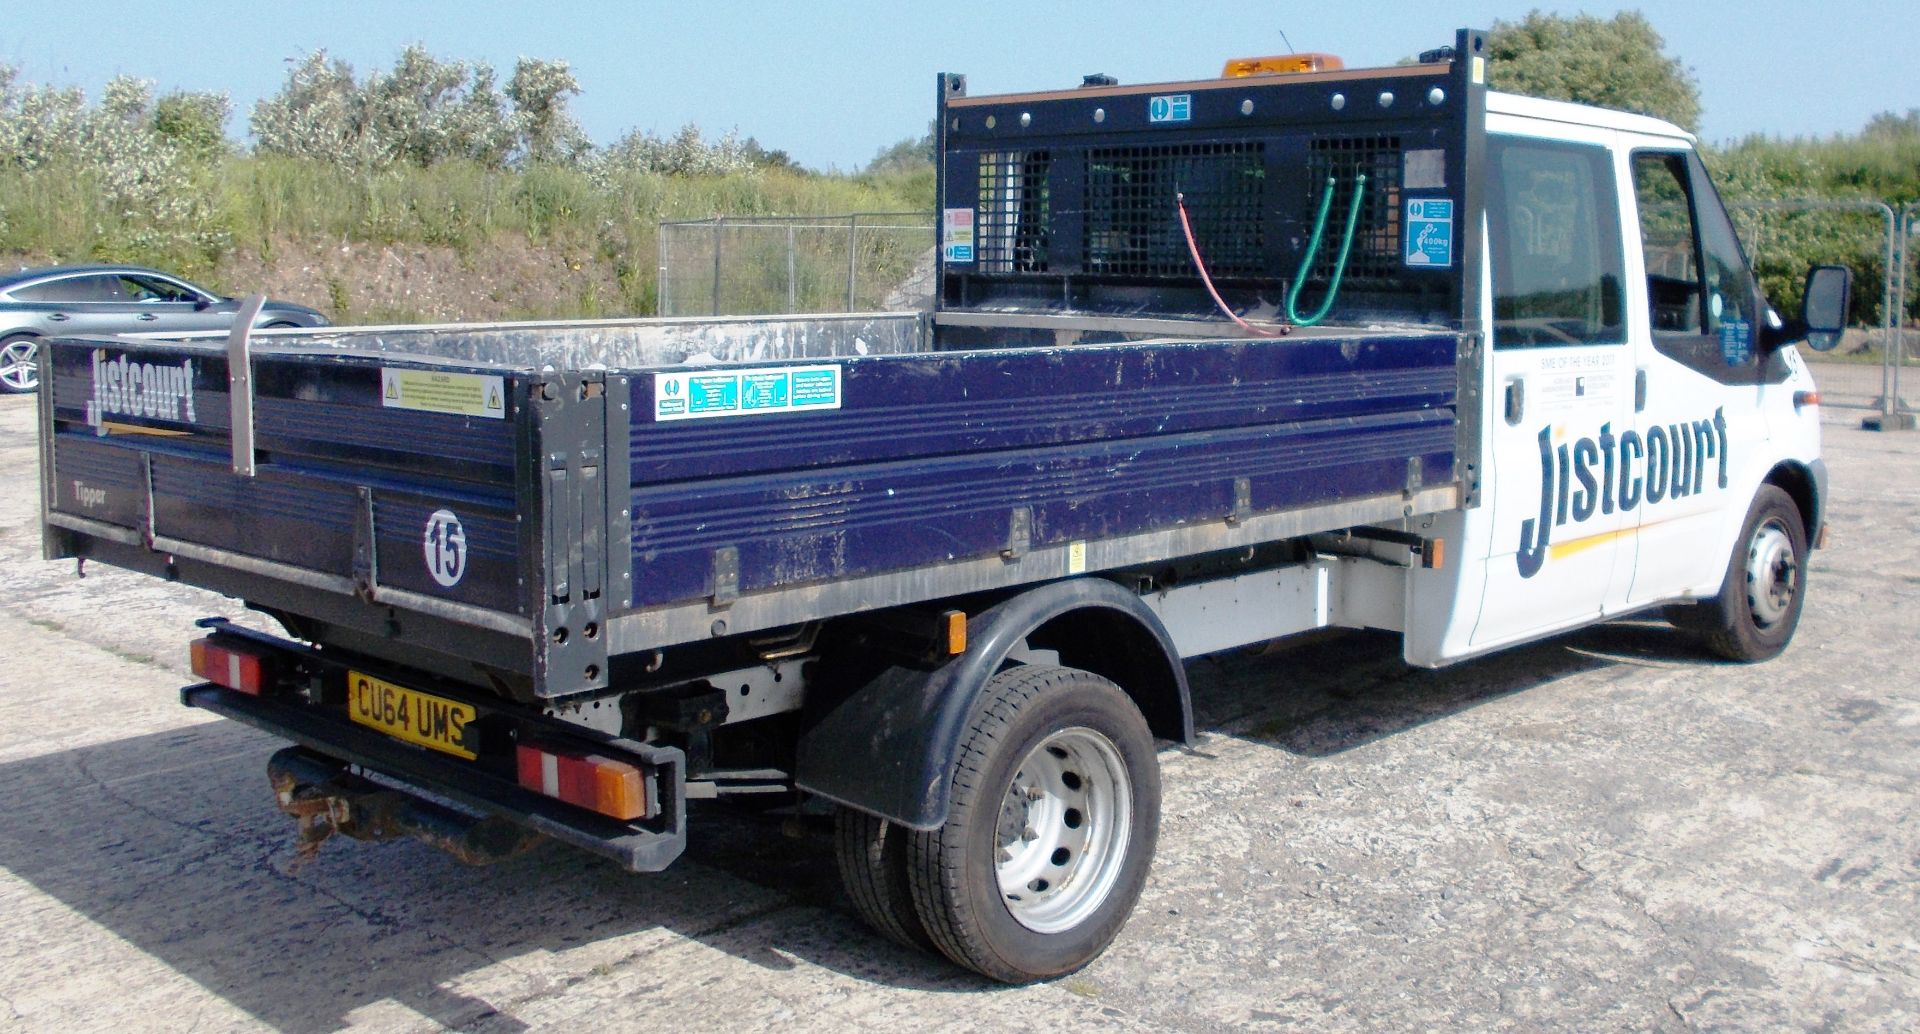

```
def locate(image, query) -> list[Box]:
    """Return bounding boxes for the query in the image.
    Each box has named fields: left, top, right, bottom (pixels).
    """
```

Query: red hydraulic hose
left=1176, top=192, right=1286, bottom=337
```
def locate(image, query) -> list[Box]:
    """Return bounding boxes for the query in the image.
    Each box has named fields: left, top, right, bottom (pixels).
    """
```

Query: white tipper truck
left=38, top=30, right=1851, bottom=982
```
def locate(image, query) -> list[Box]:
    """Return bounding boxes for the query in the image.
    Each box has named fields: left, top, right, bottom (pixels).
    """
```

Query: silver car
left=0, top=265, right=331, bottom=393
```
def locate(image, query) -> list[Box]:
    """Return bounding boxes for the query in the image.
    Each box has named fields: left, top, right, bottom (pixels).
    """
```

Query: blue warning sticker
left=1404, top=197, right=1454, bottom=268
left=1719, top=317, right=1753, bottom=366
left=654, top=365, right=842, bottom=422
left=1148, top=93, right=1192, bottom=123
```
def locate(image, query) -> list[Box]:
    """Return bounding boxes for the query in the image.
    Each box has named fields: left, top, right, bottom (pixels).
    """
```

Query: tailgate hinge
left=1002, top=506, right=1032, bottom=560
left=1227, top=477, right=1253, bottom=525
left=225, top=294, right=267, bottom=477
left=710, top=546, right=740, bottom=606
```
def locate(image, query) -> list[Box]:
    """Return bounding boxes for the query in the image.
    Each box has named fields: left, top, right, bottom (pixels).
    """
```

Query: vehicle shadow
left=0, top=722, right=974, bottom=1032
left=0, top=618, right=1721, bottom=1025
left=1186, top=616, right=1720, bottom=757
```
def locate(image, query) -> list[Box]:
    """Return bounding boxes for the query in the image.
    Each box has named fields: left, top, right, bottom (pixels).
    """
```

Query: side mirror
left=1800, top=264, right=1851, bottom=352
left=194, top=296, right=213, bottom=311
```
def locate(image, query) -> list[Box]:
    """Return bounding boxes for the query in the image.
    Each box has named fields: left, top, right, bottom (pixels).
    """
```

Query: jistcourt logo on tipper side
left=84, top=349, right=197, bottom=428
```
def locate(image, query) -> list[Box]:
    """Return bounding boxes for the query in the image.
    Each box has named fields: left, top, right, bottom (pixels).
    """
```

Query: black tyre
left=907, top=664, right=1160, bottom=983
left=0, top=334, right=39, bottom=394
left=1685, top=485, right=1809, bottom=662
left=834, top=805, right=933, bottom=950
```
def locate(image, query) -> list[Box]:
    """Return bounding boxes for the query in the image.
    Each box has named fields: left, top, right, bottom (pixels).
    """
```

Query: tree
left=865, top=122, right=934, bottom=175
left=249, top=51, right=370, bottom=164
left=360, top=44, right=487, bottom=167
left=151, top=91, right=232, bottom=162
left=506, top=57, right=587, bottom=165
left=1487, top=11, right=1701, bottom=133
left=741, top=137, right=800, bottom=172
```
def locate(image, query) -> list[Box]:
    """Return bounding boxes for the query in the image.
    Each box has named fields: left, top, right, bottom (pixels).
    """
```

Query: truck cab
left=1408, top=93, right=1829, bottom=665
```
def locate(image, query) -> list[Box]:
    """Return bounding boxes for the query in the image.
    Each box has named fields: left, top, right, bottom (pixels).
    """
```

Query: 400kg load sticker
left=653, top=365, right=841, bottom=422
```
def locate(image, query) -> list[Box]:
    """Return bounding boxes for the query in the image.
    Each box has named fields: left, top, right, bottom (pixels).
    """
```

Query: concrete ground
left=0, top=391, right=1916, bottom=1033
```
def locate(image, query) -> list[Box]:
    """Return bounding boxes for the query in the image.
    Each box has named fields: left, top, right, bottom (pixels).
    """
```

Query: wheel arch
left=1763, top=459, right=1823, bottom=546
left=794, top=577, right=1191, bottom=830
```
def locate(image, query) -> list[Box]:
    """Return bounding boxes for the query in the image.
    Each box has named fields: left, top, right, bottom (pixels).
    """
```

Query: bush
left=1712, top=111, right=1920, bottom=324
left=589, top=124, right=755, bottom=180
left=251, top=47, right=584, bottom=170
left=0, top=69, right=230, bottom=266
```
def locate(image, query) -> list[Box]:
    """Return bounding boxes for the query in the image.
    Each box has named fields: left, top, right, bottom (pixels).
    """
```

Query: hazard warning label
left=380, top=367, right=507, bottom=419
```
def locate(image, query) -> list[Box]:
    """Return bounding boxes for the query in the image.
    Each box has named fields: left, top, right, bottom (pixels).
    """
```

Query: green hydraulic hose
left=1286, top=172, right=1368, bottom=327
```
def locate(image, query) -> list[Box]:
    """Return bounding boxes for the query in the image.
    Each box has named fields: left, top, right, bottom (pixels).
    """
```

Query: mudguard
left=793, top=578, right=1191, bottom=830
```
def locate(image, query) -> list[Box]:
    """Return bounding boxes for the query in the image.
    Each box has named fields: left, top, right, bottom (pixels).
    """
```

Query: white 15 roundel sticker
left=424, top=509, right=468, bottom=587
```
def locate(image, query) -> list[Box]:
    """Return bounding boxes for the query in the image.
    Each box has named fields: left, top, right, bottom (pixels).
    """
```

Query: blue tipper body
left=42, top=329, right=1455, bottom=641
left=38, top=35, right=1486, bottom=704
left=628, top=334, right=1458, bottom=609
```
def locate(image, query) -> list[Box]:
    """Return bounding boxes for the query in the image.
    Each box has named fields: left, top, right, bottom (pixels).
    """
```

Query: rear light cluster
left=190, top=637, right=275, bottom=695
left=516, top=740, right=650, bottom=821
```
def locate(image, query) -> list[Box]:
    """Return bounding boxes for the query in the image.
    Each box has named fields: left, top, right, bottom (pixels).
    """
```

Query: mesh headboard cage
left=937, top=45, right=1483, bottom=326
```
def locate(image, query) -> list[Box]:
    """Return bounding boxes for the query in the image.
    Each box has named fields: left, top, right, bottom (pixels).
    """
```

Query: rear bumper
left=185, top=684, right=687, bottom=872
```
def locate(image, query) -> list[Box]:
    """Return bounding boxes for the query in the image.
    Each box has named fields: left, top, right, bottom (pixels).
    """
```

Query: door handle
left=47, top=313, right=69, bottom=322
left=1504, top=378, right=1525, bottom=426
left=1635, top=368, right=1648, bottom=412
left=138, top=313, right=159, bottom=321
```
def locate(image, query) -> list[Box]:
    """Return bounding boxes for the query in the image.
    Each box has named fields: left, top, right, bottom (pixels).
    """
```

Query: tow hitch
left=267, top=747, right=546, bottom=866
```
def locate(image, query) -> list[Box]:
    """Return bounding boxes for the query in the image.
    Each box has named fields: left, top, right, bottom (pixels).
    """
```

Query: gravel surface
left=0, top=392, right=1915, bottom=1033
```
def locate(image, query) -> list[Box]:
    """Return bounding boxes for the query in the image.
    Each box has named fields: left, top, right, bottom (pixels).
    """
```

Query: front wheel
left=907, top=664, right=1160, bottom=983
left=1682, top=485, right=1809, bottom=662
left=0, top=335, right=39, bottom=394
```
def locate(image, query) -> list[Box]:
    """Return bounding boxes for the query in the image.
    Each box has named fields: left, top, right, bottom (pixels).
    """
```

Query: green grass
left=0, top=156, right=935, bottom=320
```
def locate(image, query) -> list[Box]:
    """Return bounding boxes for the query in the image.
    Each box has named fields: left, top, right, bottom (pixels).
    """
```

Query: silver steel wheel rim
left=0, top=340, right=35, bottom=391
left=1745, top=519, right=1797, bottom=628
left=995, top=726, right=1132, bottom=935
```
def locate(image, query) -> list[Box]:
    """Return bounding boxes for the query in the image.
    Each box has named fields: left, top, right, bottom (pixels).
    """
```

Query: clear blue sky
left=2, top=1, right=1913, bottom=170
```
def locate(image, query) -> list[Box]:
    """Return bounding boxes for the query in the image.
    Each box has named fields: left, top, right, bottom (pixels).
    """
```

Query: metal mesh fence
left=1900, top=202, right=1920, bottom=416
left=1728, top=199, right=1909, bottom=417
left=661, top=202, right=1919, bottom=421
left=657, top=213, right=935, bottom=317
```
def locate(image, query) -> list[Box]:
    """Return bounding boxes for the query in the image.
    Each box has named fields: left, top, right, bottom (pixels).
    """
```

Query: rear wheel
left=834, top=806, right=933, bottom=950
left=0, top=335, right=38, bottom=394
left=1677, top=485, right=1808, bottom=661
left=906, top=664, right=1159, bottom=983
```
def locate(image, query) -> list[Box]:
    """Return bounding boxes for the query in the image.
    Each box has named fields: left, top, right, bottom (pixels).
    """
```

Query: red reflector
left=515, top=740, right=648, bottom=821
left=189, top=637, right=271, bottom=695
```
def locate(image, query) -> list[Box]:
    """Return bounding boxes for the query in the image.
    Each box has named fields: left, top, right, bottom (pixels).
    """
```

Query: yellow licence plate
left=347, top=672, right=477, bottom=760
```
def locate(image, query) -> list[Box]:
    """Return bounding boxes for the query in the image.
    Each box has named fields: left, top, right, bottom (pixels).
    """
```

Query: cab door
left=1621, top=147, right=1779, bottom=604
left=1471, top=127, right=1638, bottom=647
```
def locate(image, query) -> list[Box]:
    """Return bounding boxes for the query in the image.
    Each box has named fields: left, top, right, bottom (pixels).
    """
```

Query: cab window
left=1487, top=136, right=1625, bottom=349
left=1631, top=151, right=1767, bottom=380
